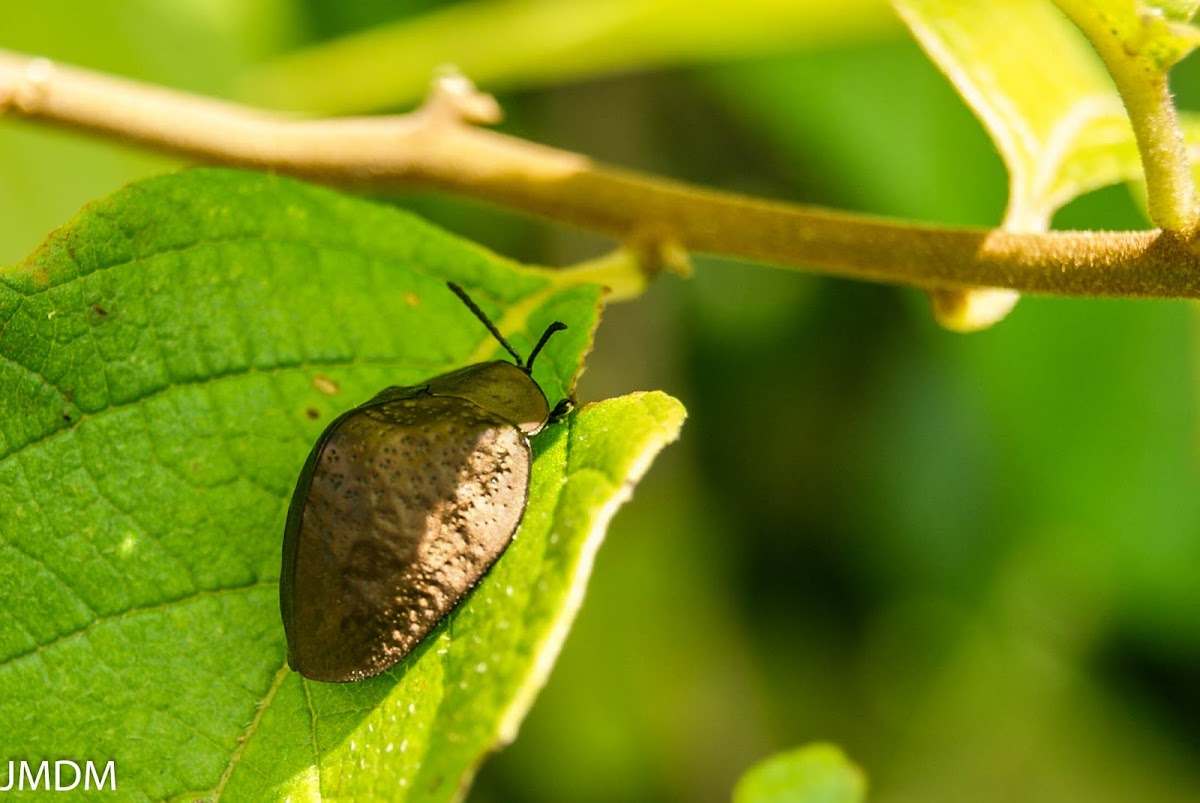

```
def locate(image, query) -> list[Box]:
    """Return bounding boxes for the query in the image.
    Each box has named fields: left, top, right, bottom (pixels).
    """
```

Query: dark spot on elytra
left=306, top=407, right=321, bottom=419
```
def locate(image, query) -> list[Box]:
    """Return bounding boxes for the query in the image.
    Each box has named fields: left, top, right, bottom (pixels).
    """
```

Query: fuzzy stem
left=1054, top=0, right=1199, bottom=233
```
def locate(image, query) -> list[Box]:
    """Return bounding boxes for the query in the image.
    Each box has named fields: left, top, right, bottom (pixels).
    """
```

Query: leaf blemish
left=312, top=375, right=339, bottom=395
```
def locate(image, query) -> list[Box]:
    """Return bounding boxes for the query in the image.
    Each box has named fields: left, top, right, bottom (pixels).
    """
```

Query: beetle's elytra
left=280, top=282, right=568, bottom=682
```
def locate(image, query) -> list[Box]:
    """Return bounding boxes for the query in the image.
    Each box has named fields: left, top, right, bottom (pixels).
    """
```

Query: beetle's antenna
left=526, top=322, right=568, bottom=374
left=447, top=282, right=524, bottom=367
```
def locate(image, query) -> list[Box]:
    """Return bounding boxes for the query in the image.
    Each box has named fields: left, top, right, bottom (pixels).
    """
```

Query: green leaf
left=893, top=0, right=1146, bottom=329
left=733, top=743, right=867, bottom=803
left=895, top=0, right=1140, bottom=227
left=0, top=168, right=685, bottom=800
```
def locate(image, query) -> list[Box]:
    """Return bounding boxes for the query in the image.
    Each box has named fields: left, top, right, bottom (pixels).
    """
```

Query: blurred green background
left=2, top=2, right=1198, bottom=801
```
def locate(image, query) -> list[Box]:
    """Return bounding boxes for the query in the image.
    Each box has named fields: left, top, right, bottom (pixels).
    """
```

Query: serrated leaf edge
left=494, top=394, right=683, bottom=745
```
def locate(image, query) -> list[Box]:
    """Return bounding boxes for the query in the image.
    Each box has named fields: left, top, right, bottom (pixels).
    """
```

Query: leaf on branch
left=0, top=168, right=685, bottom=800
left=894, top=0, right=1147, bottom=329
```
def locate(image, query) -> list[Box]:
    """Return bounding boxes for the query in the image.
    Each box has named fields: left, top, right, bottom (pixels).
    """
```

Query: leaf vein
left=211, top=662, right=291, bottom=802
left=0, top=580, right=274, bottom=667
left=6, top=450, right=100, bottom=620
left=301, top=677, right=324, bottom=800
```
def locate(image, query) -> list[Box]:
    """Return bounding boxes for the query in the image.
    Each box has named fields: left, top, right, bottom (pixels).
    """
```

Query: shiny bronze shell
left=281, top=282, right=567, bottom=682
left=281, top=367, right=544, bottom=681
